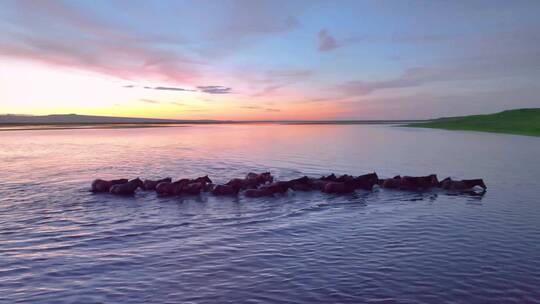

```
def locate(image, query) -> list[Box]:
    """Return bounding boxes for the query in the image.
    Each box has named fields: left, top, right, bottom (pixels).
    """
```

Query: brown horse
left=91, top=178, right=128, bottom=193
left=244, top=188, right=273, bottom=197
left=181, top=182, right=204, bottom=195
left=381, top=176, right=402, bottom=189
left=225, top=172, right=274, bottom=190
left=178, top=176, right=213, bottom=195
left=320, top=173, right=337, bottom=181
left=440, top=177, right=487, bottom=191
left=110, top=178, right=143, bottom=195
left=193, top=176, right=213, bottom=192
left=316, top=172, right=379, bottom=192
left=286, top=176, right=315, bottom=191
left=212, top=184, right=240, bottom=196
left=381, top=174, right=438, bottom=191
left=311, top=179, right=330, bottom=191
left=243, top=181, right=287, bottom=197
left=193, top=175, right=212, bottom=184
left=378, top=175, right=400, bottom=187
left=246, top=172, right=273, bottom=184
left=400, top=174, right=439, bottom=191
left=322, top=181, right=355, bottom=194
left=155, top=180, right=183, bottom=196
left=226, top=178, right=248, bottom=189
left=142, top=178, right=172, bottom=191
left=155, top=176, right=212, bottom=196
left=350, top=172, right=379, bottom=190
left=262, top=182, right=290, bottom=194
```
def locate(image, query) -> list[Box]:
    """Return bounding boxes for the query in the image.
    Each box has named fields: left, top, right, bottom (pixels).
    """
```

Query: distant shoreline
left=0, top=120, right=422, bottom=132
left=3, top=108, right=539, bottom=135
left=0, top=123, right=186, bottom=132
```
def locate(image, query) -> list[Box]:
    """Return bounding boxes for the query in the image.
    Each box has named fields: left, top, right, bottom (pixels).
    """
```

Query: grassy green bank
left=405, top=108, right=540, bottom=137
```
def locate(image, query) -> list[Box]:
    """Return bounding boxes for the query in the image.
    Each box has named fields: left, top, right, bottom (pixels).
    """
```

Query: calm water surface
left=1, top=124, right=539, bottom=303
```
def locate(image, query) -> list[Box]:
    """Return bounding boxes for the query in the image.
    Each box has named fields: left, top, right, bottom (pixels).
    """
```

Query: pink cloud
left=0, top=0, right=200, bottom=85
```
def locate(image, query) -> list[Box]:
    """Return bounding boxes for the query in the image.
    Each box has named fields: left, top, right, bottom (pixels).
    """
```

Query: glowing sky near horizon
left=1, top=0, right=540, bottom=120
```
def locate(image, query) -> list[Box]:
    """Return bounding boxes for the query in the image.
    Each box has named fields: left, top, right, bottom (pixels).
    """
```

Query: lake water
left=1, top=124, right=539, bottom=303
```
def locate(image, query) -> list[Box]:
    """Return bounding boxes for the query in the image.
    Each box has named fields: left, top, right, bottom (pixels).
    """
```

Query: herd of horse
left=91, top=172, right=487, bottom=197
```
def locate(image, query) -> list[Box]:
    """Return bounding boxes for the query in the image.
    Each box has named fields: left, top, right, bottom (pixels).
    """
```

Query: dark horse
left=155, top=176, right=213, bottom=196
left=319, top=172, right=379, bottom=194
left=110, top=178, right=143, bottom=195
left=155, top=180, right=182, bottom=196
left=213, top=172, right=273, bottom=196
left=440, top=177, right=487, bottom=191
left=244, top=181, right=290, bottom=197
left=246, top=172, right=273, bottom=184
left=212, top=184, right=240, bottom=196
left=91, top=178, right=128, bottom=193
left=219, top=172, right=274, bottom=194
left=285, top=176, right=314, bottom=191
left=400, top=174, right=439, bottom=191
left=382, top=174, right=438, bottom=191
left=142, top=178, right=172, bottom=191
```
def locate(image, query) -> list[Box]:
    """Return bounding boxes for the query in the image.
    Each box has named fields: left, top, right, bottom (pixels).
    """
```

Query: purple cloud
left=199, top=0, right=304, bottom=58
left=318, top=30, right=339, bottom=52
left=197, top=86, right=232, bottom=94
left=341, top=68, right=434, bottom=96
left=340, top=52, right=540, bottom=97
left=152, top=86, right=195, bottom=92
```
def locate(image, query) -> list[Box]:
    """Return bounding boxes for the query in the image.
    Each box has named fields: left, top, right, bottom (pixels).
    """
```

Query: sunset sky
left=1, top=0, right=539, bottom=120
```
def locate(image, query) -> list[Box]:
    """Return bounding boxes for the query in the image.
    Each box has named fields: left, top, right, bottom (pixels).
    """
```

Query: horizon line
left=3, top=107, right=537, bottom=123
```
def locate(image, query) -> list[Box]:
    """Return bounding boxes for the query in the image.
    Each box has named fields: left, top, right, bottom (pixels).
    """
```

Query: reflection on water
left=1, top=124, right=540, bottom=303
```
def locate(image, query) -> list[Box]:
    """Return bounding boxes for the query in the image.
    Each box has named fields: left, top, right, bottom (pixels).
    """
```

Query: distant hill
left=0, top=114, right=422, bottom=126
left=406, top=108, right=540, bottom=137
left=0, top=114, right=220, bottom=125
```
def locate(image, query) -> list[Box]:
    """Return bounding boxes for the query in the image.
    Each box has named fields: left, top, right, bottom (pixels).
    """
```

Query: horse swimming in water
left=110, top=178, right=143, bottom=196
left=142, top=178, right=172, bottom=191
left=91, top=178, right=128, bottom=193
left=90, top=171, right=487, bottom=199
left=440, top=177, right=487, bottom=191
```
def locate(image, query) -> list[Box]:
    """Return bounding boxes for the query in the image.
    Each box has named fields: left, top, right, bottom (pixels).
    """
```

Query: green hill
left=405, top=108, right=540, bottom=137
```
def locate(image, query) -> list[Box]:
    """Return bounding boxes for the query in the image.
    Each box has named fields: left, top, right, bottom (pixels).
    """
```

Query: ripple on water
left=1, top=125, right=540, bottom=303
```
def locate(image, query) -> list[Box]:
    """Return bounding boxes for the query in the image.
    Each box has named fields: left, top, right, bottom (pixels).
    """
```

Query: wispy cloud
left=248, top=68, right=313, bottom=97
left=240, top=105, right=280, bottom=112
left=199, top=0, right=305, bottom=57
left=140, top=98, right=160, bottom=104
left=139, top=99, right=185, bottom=106
left=0, top=0, right=200, bottom=84
left=197, top=86, right=232, bottom=94
left=341, top=44, right=540, bottom=97
left=340, top=68, right=435, bottom=96
left=124, top=85, right=193, bottom=91
left=125, top=84, right=234, bottom=94
left=152, top=86, right=195, bottom=92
